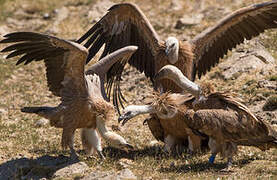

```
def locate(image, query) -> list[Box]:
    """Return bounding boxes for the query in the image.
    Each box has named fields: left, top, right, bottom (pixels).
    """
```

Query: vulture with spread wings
left=77, top=1, right=277, bottom=107
left=0, top=32, right=137, bottom=158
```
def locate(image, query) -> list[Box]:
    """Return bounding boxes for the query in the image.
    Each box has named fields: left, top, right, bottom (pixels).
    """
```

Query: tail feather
left=21, top=106, right=49, bottom=113
left=21, top=106, right=54, bottom=119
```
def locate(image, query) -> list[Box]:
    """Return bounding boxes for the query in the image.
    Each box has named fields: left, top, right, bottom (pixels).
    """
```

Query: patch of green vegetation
left=263, top=95, right=277, bottom=111
left=269, top=75, right=277, bottom=81
left=0, top=58, right=16, bottom=86
left=0, top=0, right=15, bottom=21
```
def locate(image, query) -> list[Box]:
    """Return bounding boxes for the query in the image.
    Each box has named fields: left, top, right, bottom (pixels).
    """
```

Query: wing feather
left=191, top=0, right=277, bottom=78
left=78, top=3, right=162, bottom=79
left=0, top=32, right=89, bottom=100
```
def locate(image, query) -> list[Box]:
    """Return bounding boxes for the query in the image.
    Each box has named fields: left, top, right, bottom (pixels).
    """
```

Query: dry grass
left=0, top=0, right=277, bottom=179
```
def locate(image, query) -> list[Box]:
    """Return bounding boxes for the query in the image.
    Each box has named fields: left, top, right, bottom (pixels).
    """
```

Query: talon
left=97, top=150, right=105, bottom=159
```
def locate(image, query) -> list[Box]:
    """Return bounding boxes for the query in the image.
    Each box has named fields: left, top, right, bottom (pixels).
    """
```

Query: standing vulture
left=0, top=32, right=137, bottom=158
left=118, top=92, right=207, bottom=153
left=155, top=65, right=277, bottom=168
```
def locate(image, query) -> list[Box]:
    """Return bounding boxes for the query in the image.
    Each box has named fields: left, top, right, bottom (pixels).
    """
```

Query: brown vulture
left=0, top=32, right=137, bottom=158
left=118, top=92, right=207, bottom=154
left=154, top=65, right=277, bottom=168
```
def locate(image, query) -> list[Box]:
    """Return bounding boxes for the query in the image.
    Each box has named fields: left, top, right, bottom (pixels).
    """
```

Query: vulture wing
left=78, top=2, right=162, bottom=85
left=85, top=46, right=138, bottom=113
left=190, top=0, right=277, bottom=79
left=0, top=32, right=89, bottom=101
left=190, top=109, right=277, bottom=148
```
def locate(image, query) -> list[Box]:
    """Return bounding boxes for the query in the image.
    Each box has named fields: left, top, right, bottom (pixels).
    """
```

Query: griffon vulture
left=77, top=1, right=277, bottom=106
left=0, top=32, right=137, bottom=158
left=118, top=92, right=207, bottom=153
left=155, top=65, right=277, bottom=167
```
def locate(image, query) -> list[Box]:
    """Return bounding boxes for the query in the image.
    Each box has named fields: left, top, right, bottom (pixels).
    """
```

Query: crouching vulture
left=0, top=32, right=136, bottom=158
left=77, top=1, right=277, bottom=147
left=155, top=65, right=277, bottom=168
left=118, top=92, right=207, bottom=154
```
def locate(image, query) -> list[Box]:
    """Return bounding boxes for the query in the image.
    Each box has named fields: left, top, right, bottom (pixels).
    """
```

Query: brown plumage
left=77, top=1, right=277, bottom=105
left=76, top=1, right=277, bottom=147
left=118, top=92, right=207, bottom=153
left=0, top=32, right=137, bottom=158
left=155, top=65, right=277, bottom=167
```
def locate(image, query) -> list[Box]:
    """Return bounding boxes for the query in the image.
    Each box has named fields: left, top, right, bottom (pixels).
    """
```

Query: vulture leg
left=62, top=128, right=77, bottom=159
left=164, top=134, right=176, bottom=153
left=188, top=134, right=202, bottom=153
left=226, top=157, right=233, bottom=168
left=81, top=128, right=105, bottom=159
left=96, top=118, right=134, bottom=151
left=208, top=138, right=219, bottom=164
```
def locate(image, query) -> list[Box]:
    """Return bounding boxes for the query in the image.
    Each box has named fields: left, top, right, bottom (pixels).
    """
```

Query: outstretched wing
left=85, top=46, right=138, bottom=113
left=78, top=3, right=162, bottom=81
left=0, top=32, right=89, bottom=101
left=190, top=0, right=277, bottom=78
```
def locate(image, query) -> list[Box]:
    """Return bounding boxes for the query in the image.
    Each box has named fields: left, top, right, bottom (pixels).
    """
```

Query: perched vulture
left=77, top=1, right=277, bottom=105
left=155, top=65, right=277, bottom=167
left=118, top=92, right=207, bottom=153
left=0, top=32, right=137, bottom=158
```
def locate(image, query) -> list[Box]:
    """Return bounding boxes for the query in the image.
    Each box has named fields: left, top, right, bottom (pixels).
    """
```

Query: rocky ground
left=0, top=0, right=276, bottom=179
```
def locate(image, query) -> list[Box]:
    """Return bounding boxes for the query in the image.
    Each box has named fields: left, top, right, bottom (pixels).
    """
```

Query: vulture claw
left=97, top=150, right=106, bottom=160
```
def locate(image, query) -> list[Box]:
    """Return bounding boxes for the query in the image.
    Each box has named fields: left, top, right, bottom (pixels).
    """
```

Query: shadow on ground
left=159, top=157, right=255, bottom=174
left=0, top=155, right=79, bottom=179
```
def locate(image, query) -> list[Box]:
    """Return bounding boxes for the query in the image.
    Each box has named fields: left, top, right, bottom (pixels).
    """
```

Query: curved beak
left=118, top=114, right=132, bottom=126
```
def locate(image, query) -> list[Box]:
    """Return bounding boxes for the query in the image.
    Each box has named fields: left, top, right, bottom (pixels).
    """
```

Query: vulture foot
left=70, top=147, right=79, bottom=160
left=97, top=150, right=106, bottom=159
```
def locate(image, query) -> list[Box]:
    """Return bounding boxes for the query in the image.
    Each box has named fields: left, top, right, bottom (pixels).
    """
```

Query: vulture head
left=165, top=37, right=179, bottom=64
left=118, top=92, right=181, bottom=126
left=118, top=105, right=154, bottom=126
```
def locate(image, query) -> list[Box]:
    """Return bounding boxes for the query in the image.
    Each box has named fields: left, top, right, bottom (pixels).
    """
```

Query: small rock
left=119, top=159, right=134, bottom=169
left=175, top=14, right=203, bottom=29
left=53, top=162, right=89, bottom=178
left=117, top=168, right=137, bottom=180
left=81, top=171, right=116, bottom=180
left=219, top=42, right=276, bottom=80
left=0, top=108, right=7, bottom=114
left=169, top=0, right=182, bottom=11
left=149, top=140, right=159, bottom=146
left=35, top=118, right=49, bottom=127
left=55, top=7, right=69, bottom=22
left=43, top=13, right=50, bottom=20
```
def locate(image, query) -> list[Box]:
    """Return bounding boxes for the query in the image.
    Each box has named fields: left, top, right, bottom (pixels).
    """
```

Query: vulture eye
left=170, top=44, right=175, bottom=48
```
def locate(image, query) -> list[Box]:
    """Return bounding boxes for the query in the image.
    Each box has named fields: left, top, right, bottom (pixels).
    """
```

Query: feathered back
left=150, top=91, right=188, bottom=114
